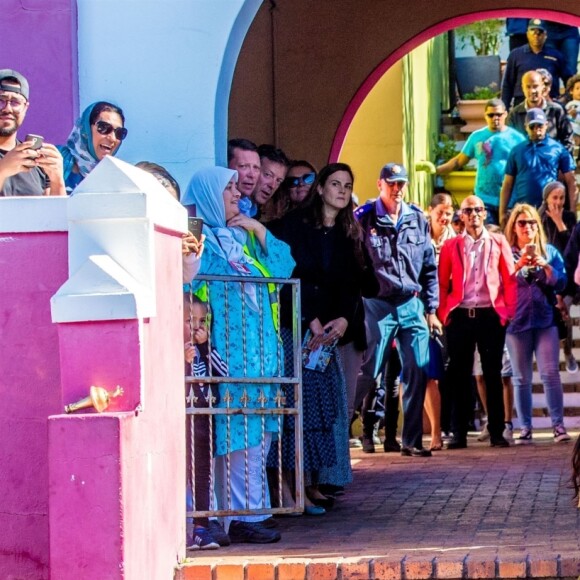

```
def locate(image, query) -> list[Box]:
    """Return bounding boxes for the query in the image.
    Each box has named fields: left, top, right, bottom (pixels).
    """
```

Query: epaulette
left=354, top=201, right=374, bottom=220
left=408, top=202, right=424, bottom=214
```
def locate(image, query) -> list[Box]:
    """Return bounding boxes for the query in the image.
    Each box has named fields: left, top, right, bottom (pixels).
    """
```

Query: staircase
left=528, top=303, right=580, bottom=430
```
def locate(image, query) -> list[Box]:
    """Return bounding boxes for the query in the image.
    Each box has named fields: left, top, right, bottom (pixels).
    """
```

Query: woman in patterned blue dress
left=182, top=166, right=295, bottom=542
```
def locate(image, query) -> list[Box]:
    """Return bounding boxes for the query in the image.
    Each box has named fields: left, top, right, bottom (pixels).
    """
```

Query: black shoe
left=383, top=439, right=401, bottom=453
left=261, top=517, right=279, bottom=528
left=208, top=520, right=230, bottom=547
left=319, top=484, right=345, bottom=497
left=445, top=437, right=467, bottom=449
left=361, top=435, right=375, bottom=453
left=400, top=446, right=432, bottom=457
left=490, top=435, right=510, bottom=448
left=309, top=495, right=334, bottom=510
left=229, top=520, right=281, bottom=544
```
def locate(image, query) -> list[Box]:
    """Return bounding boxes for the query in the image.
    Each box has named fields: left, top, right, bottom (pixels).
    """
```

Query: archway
left=229, top=4, right=580, bottom=185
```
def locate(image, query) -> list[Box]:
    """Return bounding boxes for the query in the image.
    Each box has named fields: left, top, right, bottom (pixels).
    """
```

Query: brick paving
left=177, top=431, right=580, bottom=579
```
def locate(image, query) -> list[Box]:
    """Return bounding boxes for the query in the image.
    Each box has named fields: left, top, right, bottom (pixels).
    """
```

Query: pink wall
left=49, top=229, right=185, bottom=579
left=3, top=0, right=77, bottom=145
left=0, top=232, right=68, bottom=580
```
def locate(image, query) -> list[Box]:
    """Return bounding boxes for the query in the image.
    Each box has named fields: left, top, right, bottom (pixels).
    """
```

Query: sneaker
left=554, top=424, right=571, bottom=443
left=566, top=354, right=578, bottom=374
left=361, top=435, right=375, bottom=453
left=477, top=424, right=490, bottom=442
left=502, top=422, right=514, bottom=443
left=187, top=526, right=219, bottom=550
left=515, top=428, right=532, bottom=445
left=349, top=437, right=362, bottom=449
left=229, top=520, right=281, bottom=544
left=208, top=520, right=230, bottom=547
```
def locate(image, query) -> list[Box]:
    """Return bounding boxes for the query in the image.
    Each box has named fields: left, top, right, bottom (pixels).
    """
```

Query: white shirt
left=460, top=228, right=492, bottom=309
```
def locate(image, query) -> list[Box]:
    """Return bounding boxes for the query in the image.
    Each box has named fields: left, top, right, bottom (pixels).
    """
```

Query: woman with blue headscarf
left=182, top=166, right=295, bottom=544
left=58, top=101, right=127, bottom=193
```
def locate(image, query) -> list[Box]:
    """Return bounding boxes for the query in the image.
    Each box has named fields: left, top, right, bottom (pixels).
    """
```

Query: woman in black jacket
left=269, top=162, right=376, bottom=511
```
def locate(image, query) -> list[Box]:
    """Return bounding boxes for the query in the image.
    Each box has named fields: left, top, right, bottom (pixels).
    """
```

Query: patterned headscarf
left=58, top=102, right=124, bottom=184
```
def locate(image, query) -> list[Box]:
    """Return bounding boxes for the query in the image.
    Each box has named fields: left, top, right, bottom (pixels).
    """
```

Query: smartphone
left=24, top=134, right=44, bottom=150
left=525, top=243, right=537, bottom=257
left=187, top=217, right=204, bottom=239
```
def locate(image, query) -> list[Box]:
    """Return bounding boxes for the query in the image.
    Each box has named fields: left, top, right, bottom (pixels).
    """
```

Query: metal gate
left=184, top=274, right=303, bottom=519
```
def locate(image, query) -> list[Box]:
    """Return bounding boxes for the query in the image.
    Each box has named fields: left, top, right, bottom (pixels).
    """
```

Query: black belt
left=380, top=292, right=418, bottom=306
left=455, top=307, right=494, bottom=319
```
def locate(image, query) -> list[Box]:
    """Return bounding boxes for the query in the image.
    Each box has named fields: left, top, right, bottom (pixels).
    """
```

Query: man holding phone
left=0, top=69, right=65, bottom=196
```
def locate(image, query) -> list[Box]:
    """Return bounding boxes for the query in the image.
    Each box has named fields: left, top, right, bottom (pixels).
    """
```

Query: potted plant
left=433, top=134, right=476, bottom=206
left=453, top=18, right=504, bottom=129
left=456, top=82, right=500, bottom=133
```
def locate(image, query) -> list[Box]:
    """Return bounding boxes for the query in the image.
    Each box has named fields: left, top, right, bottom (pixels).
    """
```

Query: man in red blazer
left=438, top=195, right=517, bottom=449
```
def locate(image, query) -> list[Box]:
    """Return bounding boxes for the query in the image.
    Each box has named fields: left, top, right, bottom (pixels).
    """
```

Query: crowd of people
left=3, top=17, right=580, bottom=550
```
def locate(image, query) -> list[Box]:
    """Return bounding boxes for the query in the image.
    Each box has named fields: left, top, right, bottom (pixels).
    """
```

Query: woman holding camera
left=504, top=204, right=570, bottom=445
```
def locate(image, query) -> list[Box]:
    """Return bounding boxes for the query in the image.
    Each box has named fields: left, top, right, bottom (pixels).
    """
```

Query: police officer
left=501, top=18, right=573, bottom=109
left=355, top=163, right=442, bottom=457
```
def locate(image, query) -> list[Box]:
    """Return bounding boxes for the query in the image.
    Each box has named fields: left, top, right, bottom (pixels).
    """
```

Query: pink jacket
left=437, top=232, right=517, bottom=326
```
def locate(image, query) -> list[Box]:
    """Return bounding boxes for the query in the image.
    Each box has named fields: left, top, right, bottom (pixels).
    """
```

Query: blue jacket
left=355, top=200, right=438, bottom=313
left=508, top=244, right=567, bottom=334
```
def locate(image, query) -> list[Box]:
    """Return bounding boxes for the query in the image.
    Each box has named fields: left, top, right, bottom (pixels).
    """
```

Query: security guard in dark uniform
left=501, top=18, right=573, bottom=108
left=354, top=163, right=441, bottom=457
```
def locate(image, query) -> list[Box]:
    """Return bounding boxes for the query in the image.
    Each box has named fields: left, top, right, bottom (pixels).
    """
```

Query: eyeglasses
left=516, top=219, right=538, bottom=228
left=0, top=95, right=26, bottom=112
left=461, top=206, right=485, bottom=215
left=486, top=112, right=504, bottom=118
left=285, top=172, right=315, bottom=188
left=95, top=120, right=128, bottom=141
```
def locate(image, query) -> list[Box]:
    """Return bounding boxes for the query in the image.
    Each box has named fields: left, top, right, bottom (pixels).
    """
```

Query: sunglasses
left=486, top=112, right=504, bottom=118
left=461, top=206, right=485, bottom=215
left=95, top=120, right=128, bottom=141
left=286, top=172, right=315, bottom=188
left=516, top=219, right=538, bottom=228
left=0, top=96, right=26, bottom=112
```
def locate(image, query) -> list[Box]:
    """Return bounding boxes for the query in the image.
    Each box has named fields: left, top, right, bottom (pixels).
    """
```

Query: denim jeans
left=505, top=326, right=564, bottom=430
left=358, top=296, right=429, bottom=449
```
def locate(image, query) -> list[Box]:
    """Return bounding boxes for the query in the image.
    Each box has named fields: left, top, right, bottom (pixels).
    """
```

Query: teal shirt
left=461, top=126, right=526, bottom=207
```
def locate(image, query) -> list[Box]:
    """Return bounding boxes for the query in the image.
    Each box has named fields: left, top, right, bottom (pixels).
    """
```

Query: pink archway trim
left=329, top=8, right=580, bottom=161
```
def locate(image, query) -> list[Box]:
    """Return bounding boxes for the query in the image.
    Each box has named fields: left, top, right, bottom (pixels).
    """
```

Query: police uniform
left=355, top=187, right=438, bottom=453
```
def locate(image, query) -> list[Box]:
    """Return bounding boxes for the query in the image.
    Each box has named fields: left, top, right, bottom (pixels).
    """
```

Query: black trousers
left=446, top=308, right=506, bottom=440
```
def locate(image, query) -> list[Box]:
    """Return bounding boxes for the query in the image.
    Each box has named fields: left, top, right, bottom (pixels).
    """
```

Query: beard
left=0, top=122, right=17, bottom=137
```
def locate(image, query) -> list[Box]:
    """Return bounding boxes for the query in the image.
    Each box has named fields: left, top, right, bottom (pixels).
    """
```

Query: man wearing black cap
left=0, top=69, right=65, bottom=196
left=355, top=163, right=442, bottom=457
left=499, top=108, right=576, bottom=224
left=501, top=19, right=572, bottom=109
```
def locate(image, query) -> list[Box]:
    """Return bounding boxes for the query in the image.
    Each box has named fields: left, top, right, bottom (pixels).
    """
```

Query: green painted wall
left=402, top=33, right=450, bottom=208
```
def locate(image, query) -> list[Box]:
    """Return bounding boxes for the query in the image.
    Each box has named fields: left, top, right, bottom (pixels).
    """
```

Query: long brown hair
left=302, top=162, right=362, bottom=241
left=504, top=203, right=548, bottom=258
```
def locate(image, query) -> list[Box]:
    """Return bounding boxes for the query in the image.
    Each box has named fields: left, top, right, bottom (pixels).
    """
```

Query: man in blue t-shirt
left=432, top=98, right=525, bottom=225
left=499, top=108, right=576, bottom=225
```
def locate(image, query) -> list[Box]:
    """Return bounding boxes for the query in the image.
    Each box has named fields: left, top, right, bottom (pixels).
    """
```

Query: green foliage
left=455, top=19, right=504, bottom=56
left=433, top=134, right=460, bottom=165
left=462, top=83, right=500, bottom=100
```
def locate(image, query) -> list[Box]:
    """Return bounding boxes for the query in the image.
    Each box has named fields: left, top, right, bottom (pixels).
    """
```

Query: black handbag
left=552, top=304, right=568, bottom=340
